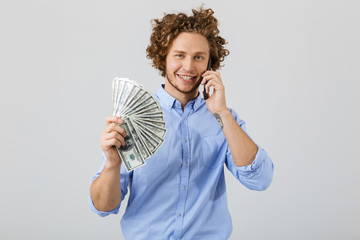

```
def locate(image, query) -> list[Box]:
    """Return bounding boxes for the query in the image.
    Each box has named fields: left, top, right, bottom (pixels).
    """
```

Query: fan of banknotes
left=112, top=78, right=166, bottom=172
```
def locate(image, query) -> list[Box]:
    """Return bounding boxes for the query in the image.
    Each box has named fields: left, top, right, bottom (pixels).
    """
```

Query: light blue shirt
left=89, top=85, right=274, bottom=240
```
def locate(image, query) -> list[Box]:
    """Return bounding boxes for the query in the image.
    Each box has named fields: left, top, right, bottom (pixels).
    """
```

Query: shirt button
left=183, top=186, right=187, bottom=190
left=183, top=117, right=186, bottom=120
left=185, top=162, right=188, bottom=167
left=184, top=139, right=187, bottom=143
left=178, top=214, right=182, bottom=217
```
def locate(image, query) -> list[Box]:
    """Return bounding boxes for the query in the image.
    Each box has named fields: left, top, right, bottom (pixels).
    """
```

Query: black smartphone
left=203, top=58, right=212, bottom=100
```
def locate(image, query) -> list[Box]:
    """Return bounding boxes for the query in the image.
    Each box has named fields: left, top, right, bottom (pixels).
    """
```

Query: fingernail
left=118, top=119, right=123, bottom=123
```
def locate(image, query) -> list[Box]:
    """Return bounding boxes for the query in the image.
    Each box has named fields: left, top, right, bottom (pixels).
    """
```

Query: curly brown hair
left=146, top=7, right=229, bottom=77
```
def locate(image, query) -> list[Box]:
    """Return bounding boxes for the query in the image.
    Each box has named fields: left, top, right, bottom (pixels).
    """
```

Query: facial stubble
left=166, top=74, right=202, bottom=95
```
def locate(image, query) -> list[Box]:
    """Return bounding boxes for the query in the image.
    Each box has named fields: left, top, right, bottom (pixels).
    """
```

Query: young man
left=90, top=7, right=274, bottom=239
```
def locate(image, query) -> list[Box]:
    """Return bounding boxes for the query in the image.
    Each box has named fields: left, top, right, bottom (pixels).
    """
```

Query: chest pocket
left=201, top=134, right=227, bottom=169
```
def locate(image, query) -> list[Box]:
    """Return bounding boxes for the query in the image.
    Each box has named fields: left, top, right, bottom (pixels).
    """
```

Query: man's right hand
left=100, top=116, right=127, bottom=168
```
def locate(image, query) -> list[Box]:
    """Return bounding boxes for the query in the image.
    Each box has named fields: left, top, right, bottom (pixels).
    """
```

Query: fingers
left=205, top=79, right=213, bottom=95
left=102, top=138, right=122, bottom=149
left=201, top=74, right=224, bottom=95
left=101, top=129, right=126, bottom=149
left=201, top=71, right=222, bottom=86
left=105, top=122, right=127, bottom=137
left=106, top=116, right=123, bottom=126
left=104, top=131, right=126, bottom=144
left=101, top=116, right=127, bottom=150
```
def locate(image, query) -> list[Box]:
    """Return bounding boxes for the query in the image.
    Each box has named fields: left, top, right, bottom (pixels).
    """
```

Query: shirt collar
left=155, top=84, right=177, bottom=110
left=155, top=84, right=205, bottom=111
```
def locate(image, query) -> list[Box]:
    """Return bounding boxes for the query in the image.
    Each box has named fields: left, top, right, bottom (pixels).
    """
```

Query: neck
left=163, top=81, right=198, bottom=110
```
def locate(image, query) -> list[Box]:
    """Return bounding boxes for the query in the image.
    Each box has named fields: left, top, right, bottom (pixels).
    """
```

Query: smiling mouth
left=177, top=74, right=196, bottom=81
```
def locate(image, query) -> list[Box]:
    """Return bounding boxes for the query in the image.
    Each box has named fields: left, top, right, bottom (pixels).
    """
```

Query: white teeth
left=178, top=75, right=194, bottom=80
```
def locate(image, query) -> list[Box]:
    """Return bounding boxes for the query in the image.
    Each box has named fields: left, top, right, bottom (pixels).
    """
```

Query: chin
left=178, top=82, right=201, bottom=94
left=166, top=74, right=201, bottom=95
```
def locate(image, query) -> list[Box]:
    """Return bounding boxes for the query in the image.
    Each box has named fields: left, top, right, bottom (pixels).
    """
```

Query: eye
left=175, top=54, right=184, bottom=58
left=194, top=56, right=204, bottom=60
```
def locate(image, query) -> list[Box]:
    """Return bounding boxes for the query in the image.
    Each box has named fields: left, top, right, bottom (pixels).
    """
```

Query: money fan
left=112, top=78, right=166, bottom=172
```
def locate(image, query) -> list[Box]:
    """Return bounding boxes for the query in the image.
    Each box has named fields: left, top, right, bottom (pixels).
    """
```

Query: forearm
left=90, top=160, right=122, bottom=212
left=215, top=109, right=258, bottom=167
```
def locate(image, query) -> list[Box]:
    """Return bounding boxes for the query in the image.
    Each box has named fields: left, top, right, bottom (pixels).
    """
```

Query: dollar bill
left=124, top=92, right=153, bottom=116
left=127, top=117, right=152, bottom=159
left=119, top=88, right=147, bottom=117
left=131, top=116, right=166, bottom=126
left=131, top=117, right=166, bottom=142
left=116, top=119, right=146, bottom=171
left=116, top=80, right=137, bottom=117
left=113, top=80, right=126, bottom=116
left=112, top=78, right=167, bottom=171
left=132, top=110, right=165, bottom=119
left=133, top=123, right=164, bottom=154
left=118, top=87, right=142, bottom=116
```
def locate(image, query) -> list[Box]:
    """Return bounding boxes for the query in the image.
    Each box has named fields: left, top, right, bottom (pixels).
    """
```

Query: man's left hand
left=201, top=70, right=227, bottom=114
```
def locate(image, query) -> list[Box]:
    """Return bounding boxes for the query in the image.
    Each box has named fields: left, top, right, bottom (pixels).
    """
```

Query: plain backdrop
left=1, top=0, right=359, bottom=239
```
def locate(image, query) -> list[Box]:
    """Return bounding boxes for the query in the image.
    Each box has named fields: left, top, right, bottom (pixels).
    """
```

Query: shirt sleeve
left=225, top=108, right=274, bottom=191
left=88, top=151, right=131, bottom=217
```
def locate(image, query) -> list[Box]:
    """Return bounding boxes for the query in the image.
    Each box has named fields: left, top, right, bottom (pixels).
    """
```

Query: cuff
left=235, top=145, right=266, bottom=172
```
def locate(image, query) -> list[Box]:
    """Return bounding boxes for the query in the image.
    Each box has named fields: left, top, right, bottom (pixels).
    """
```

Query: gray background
left=1, top=0, right=359, bottom=239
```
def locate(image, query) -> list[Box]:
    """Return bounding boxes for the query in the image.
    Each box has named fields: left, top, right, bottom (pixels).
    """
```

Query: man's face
left=164, top=32, right=210, bottom=99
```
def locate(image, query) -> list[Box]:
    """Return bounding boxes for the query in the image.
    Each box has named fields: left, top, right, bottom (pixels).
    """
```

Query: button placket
left=173, top=109, right=191, bottom=239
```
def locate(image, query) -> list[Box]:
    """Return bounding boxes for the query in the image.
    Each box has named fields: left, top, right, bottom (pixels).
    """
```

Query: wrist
left=104, top=159, right=122, bottom=170
left=215, top=108, right=231, bottom=117
left=104, top=149, right=122, bottom=169
left=213, top=109, right=232, bottom=129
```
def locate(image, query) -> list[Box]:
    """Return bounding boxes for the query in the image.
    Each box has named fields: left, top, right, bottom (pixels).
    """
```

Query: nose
left=182, top=57, right=195, bottom=71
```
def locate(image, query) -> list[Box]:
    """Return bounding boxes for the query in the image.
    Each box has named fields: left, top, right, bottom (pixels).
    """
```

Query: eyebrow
left=172, top=50, right=208, bottom=55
